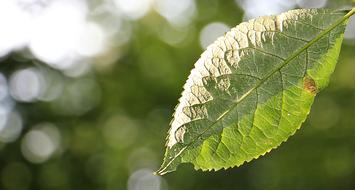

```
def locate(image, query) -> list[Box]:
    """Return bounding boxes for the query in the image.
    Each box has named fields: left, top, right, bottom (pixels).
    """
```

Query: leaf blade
left=157, top=9, right=352, bottom=175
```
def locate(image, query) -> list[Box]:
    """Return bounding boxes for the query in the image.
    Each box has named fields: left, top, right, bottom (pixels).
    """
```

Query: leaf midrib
left=157, top=9, right=355, bottom=175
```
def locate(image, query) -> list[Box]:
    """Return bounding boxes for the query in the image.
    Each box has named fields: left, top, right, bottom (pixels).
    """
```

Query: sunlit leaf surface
left=157, top=9, right=354, bottom=175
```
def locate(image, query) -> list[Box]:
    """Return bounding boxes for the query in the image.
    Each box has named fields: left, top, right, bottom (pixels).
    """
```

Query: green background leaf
left=157, top=9, right=353, bottom=175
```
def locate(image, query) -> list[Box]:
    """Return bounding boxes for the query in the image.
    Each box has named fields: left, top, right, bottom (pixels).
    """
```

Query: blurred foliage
left=0, top=0, right=355, bottom=190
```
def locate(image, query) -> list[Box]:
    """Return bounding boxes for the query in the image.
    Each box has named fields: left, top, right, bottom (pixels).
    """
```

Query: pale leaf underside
left=156, top=9, right=353, bottom=175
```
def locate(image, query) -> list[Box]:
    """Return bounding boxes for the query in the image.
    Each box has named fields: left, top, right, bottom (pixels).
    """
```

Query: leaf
left=156, top=8, right=355, bottom=175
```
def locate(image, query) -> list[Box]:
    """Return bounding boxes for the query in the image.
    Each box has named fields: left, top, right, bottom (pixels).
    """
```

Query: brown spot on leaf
left=304, top=76, right=317, bottom=94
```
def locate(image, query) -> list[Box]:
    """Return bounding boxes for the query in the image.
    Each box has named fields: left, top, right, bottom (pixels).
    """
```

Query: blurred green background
left=0, top=0, right=355, bottom=190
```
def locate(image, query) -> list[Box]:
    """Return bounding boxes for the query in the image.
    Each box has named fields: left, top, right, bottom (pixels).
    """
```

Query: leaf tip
left=154, top=165, right=175, bottom=176
left=153, top=171, right=162, bottom=176
left=155, top=157, right=179, bottom=176
left=154, top=168, right=165, bottom=176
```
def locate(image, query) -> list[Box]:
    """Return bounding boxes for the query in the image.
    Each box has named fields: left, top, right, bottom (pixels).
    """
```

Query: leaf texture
left=156, top=8, right=354, bottom=175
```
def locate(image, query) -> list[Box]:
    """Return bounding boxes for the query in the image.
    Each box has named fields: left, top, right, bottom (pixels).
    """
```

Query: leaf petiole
left=346, top=7, right=355, bottom=18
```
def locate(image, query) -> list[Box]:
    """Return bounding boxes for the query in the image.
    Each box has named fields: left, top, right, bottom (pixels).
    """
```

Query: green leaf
left=156, top=8, right=355, bottom=175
